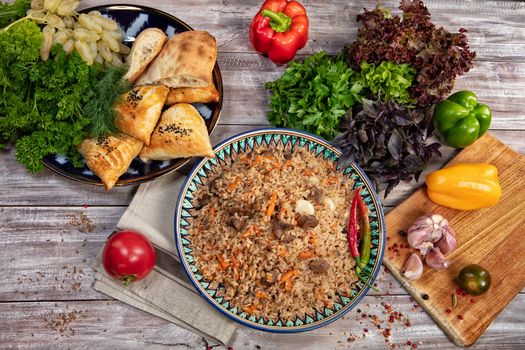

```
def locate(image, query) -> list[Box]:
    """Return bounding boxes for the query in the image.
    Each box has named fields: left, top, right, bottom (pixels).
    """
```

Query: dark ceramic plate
left=42, top=5, right=223, bottom=187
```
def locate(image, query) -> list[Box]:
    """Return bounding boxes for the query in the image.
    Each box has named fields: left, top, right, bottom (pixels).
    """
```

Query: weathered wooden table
left=1, top=0, right=524, bottom=348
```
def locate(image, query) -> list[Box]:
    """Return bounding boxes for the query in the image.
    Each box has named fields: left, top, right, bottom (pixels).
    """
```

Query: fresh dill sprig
left=83, top=64, right=131, bottom=138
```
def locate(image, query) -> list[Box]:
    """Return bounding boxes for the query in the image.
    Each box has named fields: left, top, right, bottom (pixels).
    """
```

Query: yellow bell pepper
left=425, top=163, right=502, bottom=210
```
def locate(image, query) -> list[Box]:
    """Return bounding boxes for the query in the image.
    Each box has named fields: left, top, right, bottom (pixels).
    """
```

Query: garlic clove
left=425, top=247, right=449, bottom=270
left=403, top=253, right=424, bottom=280
left=407, top=225, right=432, bottom=250
left=436, top=226, right=457, bottom=255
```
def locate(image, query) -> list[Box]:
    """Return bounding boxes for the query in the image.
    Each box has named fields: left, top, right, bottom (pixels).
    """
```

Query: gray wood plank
left=0, top=206, right=523, bottom=302
left=1, top=295, right=524, bottom=349
left=0, top=206, right=417, bottom=301
left=0, top=129, right=523, bottom=207
left=78, top=0, right=525, bottom=62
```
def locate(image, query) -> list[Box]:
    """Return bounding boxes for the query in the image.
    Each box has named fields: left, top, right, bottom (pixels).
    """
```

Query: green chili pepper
left=348, top=189, right=378, bottom=292
left=433, top=90, right=492, bottom=148
left=356, top=191, right=371, bottom=271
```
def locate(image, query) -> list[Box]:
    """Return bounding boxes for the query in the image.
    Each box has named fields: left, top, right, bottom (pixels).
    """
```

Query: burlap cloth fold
left=92, top=171, right=237, bottom=345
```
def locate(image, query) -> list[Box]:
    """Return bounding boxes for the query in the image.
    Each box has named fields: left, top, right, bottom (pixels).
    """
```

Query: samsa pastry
left=114, top=85, right=169, bottom=145
left=165, top=84, right=220, bottom=105
left=140, top=103, right=214, bottom=162
left=135, top=31, right=217, bottom=88
left=77, top=134, right=143, bottom=190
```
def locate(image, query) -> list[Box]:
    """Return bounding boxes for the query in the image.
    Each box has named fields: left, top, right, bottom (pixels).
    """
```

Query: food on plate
left=189, top=145, right=359, bottom=321
left=140, top=103, right=214, bottom=161
left=77, top=134, right=143, bottom=190
left=457, top=264, right=491, bottom=296
left=115, top=85, right=170, bottom=144
left=165, top=84, right=220, bottom=105
left=344, top=0, right=476, bottom=107
left=433, top=91, right=492, bottom=148
left=334, top=99, right=441, bottom=197
left=18, top=1, right=128, bottom=65
left=0, top=18, right=129, bottom=172
left=347, top=189, right=376, bottom=289
left=135, top=30, right=217, bottom=88
left=426, top=163, right=502, bottom=210
left=123, top=27, right=167, bottom=82
left=403, top=253, right=424, bottom=281
left=249, top=0, right=308, bottom=65
left=102, top=230, right=156, bottom=285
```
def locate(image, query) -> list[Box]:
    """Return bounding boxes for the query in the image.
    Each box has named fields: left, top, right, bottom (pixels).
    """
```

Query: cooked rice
left=189, top=143, right=357, bottom=322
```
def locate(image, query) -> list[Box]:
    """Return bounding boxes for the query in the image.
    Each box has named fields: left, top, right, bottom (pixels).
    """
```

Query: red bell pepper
left=249, top=0, right=309, bottom=65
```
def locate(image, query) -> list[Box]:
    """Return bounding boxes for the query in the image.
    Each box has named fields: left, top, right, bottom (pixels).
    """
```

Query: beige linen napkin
left=92, top=171, right=237, bottom=345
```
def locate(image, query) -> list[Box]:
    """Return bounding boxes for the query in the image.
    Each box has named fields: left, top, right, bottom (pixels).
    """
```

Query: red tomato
left=102, top=230, right=156, bottom=285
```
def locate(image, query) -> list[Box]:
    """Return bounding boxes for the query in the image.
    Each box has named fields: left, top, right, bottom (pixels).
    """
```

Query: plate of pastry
left=42, top=5, right=223, bottom=190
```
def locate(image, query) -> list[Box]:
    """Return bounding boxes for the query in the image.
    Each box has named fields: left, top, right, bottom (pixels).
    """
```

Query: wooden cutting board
left=383, top=133, right=525, bottom=347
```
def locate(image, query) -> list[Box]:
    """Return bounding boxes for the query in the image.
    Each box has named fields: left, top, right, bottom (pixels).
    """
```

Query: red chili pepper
left=249, top=0, right=309, bottom=64
left=347, top=192, right=360, bottom=259
left=347, top=188, right=379, bottom=292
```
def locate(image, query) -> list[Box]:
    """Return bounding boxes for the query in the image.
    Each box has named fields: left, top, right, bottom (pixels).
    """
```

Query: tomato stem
left=122, top=275, right=136, bottom=286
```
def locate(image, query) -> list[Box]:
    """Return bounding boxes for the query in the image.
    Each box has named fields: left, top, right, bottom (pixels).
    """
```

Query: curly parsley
left=0, top=20, right=128, bottom=172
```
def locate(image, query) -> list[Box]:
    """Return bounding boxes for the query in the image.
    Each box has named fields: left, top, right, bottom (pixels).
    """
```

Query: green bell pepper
left=433, top=91, right=492, bottom=148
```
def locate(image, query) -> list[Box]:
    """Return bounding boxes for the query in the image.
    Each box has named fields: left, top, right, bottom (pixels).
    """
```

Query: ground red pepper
left=457, top=315, right=464, bottom=320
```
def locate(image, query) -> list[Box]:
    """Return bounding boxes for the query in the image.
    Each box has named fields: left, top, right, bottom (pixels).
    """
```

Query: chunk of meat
left=227, top=205, right=251, bottom=217
left=297, top=215, right=319, bottom=229
left=227, top=216, right=245, bottom=231
left=195, top=193, right=211, bottom=210
left=261, top=270, right=278, bottom=286
left=309, top=258, right=330, bottom=273
left=272, top=219, right=294, bottom=239
left=309, top=186, right=322, bottom=205
left=281, top=232, right=295, bottom=243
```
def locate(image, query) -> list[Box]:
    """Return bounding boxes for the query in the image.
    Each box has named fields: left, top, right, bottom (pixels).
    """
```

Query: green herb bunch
left=0, top=20, right=129, bottom=172
left=359, top=61, right=415, bottom=105
left=265, top=52, right=364, bottom=140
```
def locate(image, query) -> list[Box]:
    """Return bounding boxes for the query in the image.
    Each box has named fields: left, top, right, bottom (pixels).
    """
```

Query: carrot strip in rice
left=298, top=250, right=315, bottom=260
left=227, top=178, right=241, bottom=192
left=265, top=191, right=278, bottom=218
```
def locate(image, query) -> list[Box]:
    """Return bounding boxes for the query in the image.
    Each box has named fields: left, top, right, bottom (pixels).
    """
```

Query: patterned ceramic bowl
left=43, top=5, right=222, bottom=187
left=174, top=128, right=386, bottom=332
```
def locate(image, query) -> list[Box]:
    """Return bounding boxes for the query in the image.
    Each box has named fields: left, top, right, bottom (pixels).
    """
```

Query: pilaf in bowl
left=175, top=128, right=386, bottom=332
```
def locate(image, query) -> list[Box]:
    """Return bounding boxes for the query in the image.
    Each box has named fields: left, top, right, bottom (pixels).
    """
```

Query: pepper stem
left=261, top=9, right=292, bottom=33
left=122, top=275, right=136, bottom=286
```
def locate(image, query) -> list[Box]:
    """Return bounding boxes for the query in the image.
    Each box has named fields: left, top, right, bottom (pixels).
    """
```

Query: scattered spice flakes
left=44, top=309, right=83, bottom=336
left=347, top=334, right=361, bottom=343
left=68, top=212, right=95, bottom=233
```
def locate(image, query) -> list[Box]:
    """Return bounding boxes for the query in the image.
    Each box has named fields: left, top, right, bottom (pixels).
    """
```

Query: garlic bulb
left=407, top=214, right=455, bottom=256
left=403, top=253, right=424, bottom=280
left=425, top=247, right=449, bottom=270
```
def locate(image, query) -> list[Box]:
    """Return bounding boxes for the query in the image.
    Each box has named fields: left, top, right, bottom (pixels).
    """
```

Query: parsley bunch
left=0, top=20, right=128, bottom=172
left=265, top=52, right=364, bottom=140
